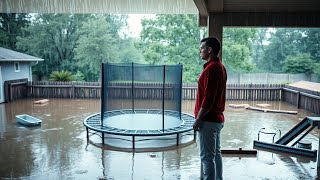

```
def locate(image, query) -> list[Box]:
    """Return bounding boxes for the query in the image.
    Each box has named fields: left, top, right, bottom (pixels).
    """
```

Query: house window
left=14, top=62, right=20, bottom=72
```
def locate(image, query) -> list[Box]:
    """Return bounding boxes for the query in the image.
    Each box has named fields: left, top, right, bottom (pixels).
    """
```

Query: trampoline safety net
left=101, top=63, right=183, bottom=126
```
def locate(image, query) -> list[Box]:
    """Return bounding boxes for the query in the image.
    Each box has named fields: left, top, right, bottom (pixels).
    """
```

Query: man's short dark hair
left=200, top=37, right=221, bottom=56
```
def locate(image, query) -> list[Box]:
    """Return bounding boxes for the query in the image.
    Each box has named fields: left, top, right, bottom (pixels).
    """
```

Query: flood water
left=0, top=98, right=319, bottom=179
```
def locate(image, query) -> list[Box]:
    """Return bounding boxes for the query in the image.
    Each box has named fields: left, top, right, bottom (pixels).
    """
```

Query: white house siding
left=1, top=61, right=31, bottom=82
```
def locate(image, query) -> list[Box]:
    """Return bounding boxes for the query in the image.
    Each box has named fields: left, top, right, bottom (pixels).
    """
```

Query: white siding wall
left=0, top=61, right=31, bottom=82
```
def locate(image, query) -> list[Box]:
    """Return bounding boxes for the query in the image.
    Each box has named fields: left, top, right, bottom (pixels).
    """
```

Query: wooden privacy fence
left=25, top=81, right=283, bottom=101
left=6, top=81, right=320, bottom=114
left=282, top=85, right=320, bottom=115
left=227, top=84, right=282, bottom=100
left=28, top=81, right=101, bottom=99
left=3, top=78, right=28, bottom=102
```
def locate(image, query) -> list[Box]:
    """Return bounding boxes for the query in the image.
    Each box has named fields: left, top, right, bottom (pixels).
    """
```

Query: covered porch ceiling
left=194, top=0, right=320, bottom=27
left=1, top=0, right=320, bottom=27
left=2, top=0, right=320, bottom=14
left=0, top=0, right=198, bottom=14
left=195, top=0, right=320, bottom=15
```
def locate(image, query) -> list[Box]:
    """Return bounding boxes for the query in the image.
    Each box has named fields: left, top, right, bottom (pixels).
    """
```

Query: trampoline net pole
left=101, top=63, right=106, bottom=127
left=179, top=64, right=182, bottom=119
left=162, top=65, right=166, bottom=132
left=132, top=62, right=134, bottom=112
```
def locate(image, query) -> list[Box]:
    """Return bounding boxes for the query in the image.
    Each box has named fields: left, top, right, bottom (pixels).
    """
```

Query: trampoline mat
left=104, top=113, right=183, bottom=130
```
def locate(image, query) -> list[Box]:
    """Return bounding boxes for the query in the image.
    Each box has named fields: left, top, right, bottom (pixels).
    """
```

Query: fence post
left=296, top=91, right=300, bottom=108
left=9, top=83, right=12, bottom=102
left=72, top=81, right=75, bottom=99
left=279, top=85, right=282, bottom=100
left=249, top=83, right=252, bottom=100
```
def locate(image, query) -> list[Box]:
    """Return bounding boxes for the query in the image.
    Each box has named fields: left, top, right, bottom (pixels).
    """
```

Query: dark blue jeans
left=199, top=121, right=224, bottom=180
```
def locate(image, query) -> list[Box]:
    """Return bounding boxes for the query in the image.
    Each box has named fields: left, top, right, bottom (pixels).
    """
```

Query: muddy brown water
left=0, top=98, right=319, bottom=179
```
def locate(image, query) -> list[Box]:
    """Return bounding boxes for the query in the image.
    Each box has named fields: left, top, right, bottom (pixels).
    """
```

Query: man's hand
left=193, top=119, right=200, bottom=131
left=193, top=108, right=208, bottom=131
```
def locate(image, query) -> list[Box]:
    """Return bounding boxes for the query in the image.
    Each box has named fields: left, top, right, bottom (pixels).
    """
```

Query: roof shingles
left=0, top=47, right=43, bottom=61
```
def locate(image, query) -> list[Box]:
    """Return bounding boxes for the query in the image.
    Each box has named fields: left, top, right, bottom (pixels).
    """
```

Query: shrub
left=49, top=70, right=75, bottom=81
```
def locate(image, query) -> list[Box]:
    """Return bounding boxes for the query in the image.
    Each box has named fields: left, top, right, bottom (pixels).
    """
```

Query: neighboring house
left=0, top=47, right=43, bottom=103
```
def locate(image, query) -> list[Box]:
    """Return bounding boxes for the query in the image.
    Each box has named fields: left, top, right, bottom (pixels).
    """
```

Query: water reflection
left=0, top=98, right=319, bottom=179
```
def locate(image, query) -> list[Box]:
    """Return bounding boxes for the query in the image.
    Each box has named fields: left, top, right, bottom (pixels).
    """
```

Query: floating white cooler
left=16, top=114, right=42, bottom=126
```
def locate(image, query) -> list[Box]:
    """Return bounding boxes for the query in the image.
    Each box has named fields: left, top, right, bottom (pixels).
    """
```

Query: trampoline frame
left=84, top=63, right=195, bottom=149
left=84, top=109, right=195, bottom=149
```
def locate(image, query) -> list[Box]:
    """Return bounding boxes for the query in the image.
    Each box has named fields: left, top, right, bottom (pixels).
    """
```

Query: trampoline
left=84, top=63, right=195, bottom=149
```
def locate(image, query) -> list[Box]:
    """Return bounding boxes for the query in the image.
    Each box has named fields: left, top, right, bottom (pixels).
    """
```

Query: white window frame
left=14, top=62, right=20, bottom=72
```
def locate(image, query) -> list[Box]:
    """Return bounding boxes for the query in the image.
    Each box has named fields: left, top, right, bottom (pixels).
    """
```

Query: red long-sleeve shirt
left=194, top=58, right=227, bottom=123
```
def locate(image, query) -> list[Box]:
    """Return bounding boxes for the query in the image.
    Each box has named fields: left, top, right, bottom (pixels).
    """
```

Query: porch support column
left=208, top=13, right=224, bottom=60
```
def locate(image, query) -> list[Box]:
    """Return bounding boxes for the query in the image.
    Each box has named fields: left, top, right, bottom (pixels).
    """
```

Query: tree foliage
left=140, top=14, right=205, bottom=82
left=17, top=14, right=88, bottom=79
left=300, top=28, right=320, bottom=62
left=118, top=38, right=145, bottom=64
left=74, top=15, right=120, bottom=80
left=222, top=28, right=256, bottom=72
left=0, top=13, right=30, bottom=50
left=251, top=28, right=268, bottom=71
left=74, top=15, right=144, bottom=81
left=283, top=53, right=315, bottom=74
left=252, top=28, right=320, bottom=79
left=1, top=12, right=319, bottom=83
left=15, top=13, right=143, bottom=81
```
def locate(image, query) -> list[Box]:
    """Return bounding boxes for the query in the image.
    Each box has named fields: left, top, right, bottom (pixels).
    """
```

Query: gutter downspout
left=29, top=61, right=38, bottom=81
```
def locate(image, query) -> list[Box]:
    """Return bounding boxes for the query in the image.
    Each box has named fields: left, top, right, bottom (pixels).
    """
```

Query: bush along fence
left=4, top=80, right=320, bottom=115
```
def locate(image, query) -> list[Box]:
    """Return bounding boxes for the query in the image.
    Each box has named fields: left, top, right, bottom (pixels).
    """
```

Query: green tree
left=283, top=53, right=315, bottom=74
left=104, top=15, right=145, bottom=64
left=105, top=14, right=128, bottom=38
left=255, top=28, right=320, bottom=74
left=73, top=70, right=85, bottom=81
left=300, top=28, right=320, bottom=63
left=140, top=14, right=205, bottom=82
left=16, top=13, right=136, bottom=81
left=222, top=28, right=256, bottom=72
left=314, top=63, right=320, bottom=81
left=261, top=28, right=305, bottom=72
left=0, top=13, right=30, bottom=50
left=118, top=38, right=145, bottom=63
left=223, top=41, right=254, bottom=72
left=251, top=28, right=268, bottom=71
left=17, top=14, right=88, bottom=79
left=74, top=15, right=120, bottom=81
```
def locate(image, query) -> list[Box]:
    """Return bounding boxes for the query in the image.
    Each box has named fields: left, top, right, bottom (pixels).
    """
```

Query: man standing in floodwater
left=193, top=36, right=227, bottom=180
